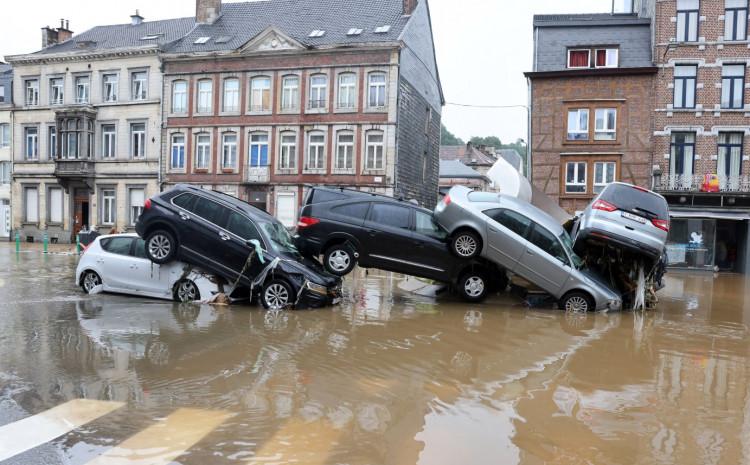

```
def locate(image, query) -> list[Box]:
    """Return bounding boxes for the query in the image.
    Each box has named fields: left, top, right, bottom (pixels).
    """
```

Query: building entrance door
left=73, top=188, right=90, bottom=240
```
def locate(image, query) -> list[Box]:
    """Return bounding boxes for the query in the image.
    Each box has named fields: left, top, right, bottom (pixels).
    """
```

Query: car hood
left=578, top=267, right=619, bottom=297
left=277, top=254, right=340, bottom=288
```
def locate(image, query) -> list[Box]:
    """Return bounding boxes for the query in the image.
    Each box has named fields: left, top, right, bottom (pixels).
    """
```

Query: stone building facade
left=0, top=64, right=11, bottom=238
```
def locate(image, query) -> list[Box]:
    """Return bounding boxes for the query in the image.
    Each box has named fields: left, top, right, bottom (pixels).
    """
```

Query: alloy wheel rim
left=83, top=273, right=100, bottom=292
left=265, top=283, right=289, bottom=309
left=455, top=235, right=477, bottom=256
left=565, top=296, right=588, bottom=313
left=149, top=235, right=171, bottom=260
left=328, top=250, right=351, bottom=272
left=464, top=276, right=485, bottom=297
left=177, top=281, right=197, bottom=302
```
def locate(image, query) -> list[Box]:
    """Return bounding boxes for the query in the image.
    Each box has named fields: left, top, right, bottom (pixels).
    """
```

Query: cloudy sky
left=1, top=0, right=613, bottom=144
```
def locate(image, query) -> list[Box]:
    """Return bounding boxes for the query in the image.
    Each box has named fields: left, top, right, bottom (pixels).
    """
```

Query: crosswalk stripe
left=0, top=399, right=125, bottom=462
left=84, top=408, right=233, bottom=465
left=247, top=418, right=343, bottom=465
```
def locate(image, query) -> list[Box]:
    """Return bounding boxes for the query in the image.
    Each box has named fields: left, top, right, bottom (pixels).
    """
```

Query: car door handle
left=526, top=250, right=534, bottom=256
left=489, top=227, right=498, bottom=233
left=219, top=231, right=231, bottom=241
left=179, top=211, right=190, bottom=220
left=368, top=229, right=377, bottom=237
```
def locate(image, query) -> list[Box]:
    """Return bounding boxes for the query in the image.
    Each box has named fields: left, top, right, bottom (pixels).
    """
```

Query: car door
left=361, top=202, right=421, bottom=274
left=221, top=210, right=268, bottom=286
left=483, top=208, right=532, bottom=272
left=131, top=238, right=172, bottom=297
left=173, top=193, right=230, bottom=273
left=515, top=223, right=572, bottom=296
left=409, top=210, right=454, bottom=280
left=98, top=236, right=138, bottom=292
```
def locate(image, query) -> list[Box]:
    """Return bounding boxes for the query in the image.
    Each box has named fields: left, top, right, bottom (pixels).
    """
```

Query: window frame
left=171, top=80, right=188, bottom=114
left=249, top=75, right=271, bottom=113
left=278, top=131, right=297, bottom=171
left=364, top=130, right=385, bottom=171
left=567, top=49, right=591, bottom=69
left=194, top=133, right=211, bottom=171
left=131, top=70, right=148, bottom=101
left=221, top=132, right=238, bottom=171
left=47, top=125, right=56, bottom=160
left=337, top=72, right=357, bottom=110
left=101, top=124, right=117, bottom=159
left=0, top=161, right=11, bottom=185
left=593, top=161, right=617, bottom=194
left=24, top=126, right=39, bottom=160
left=308, top=73, right=328, bottom=110
left=222, top=77, right=240, bottom=113
left=594, top=48, right=619, bottom=68
left=25, top=79, right=39, bottom=106
left=196, top=78, right=213, bottom=114
left=248, top=132, right=269, bottom=168
left=23, top=185, right=39, bottom=224
left=334, top=130, right=355, bottom=172
left=280, top=74, right=300, bottom=111
left=669, top=132, right=696, bottom=177
left=564, top=161, right=588, bottom=194
left=128, top=187, right=146, bottom=226
left=102, top=73, right=119, bottom=103
left=676, top=1, right=699, bottom=42
left=100, top=187, right=116, bottom=226
left=305, top=131, right=326, bottom=172
left=367, top=71, right=387, bottom=108
left=0, top=124, right=9, bottom=148
left=74, top=75, right=90, bottom=104
left=566, top=108, right=590, bottom=141
left=717, top=132, right=744, bottom=177
left=594, top=108, right=617, bottom=141
left=673, top=64, right=697, bottom=110
left=47, top=186, right=64, bottom=225
left=129, top=122, right=146, bottom=159
left=721, top=64, right=745, bottom=109
left=170, top=133, right=186, bottom=170
left=49, top=77, right=64, bottom=105
left=725, top=0, right=748, bottom=41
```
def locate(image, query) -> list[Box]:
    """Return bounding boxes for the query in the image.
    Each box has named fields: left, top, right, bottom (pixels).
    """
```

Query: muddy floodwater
left=2, top=245, right=750, bottom=465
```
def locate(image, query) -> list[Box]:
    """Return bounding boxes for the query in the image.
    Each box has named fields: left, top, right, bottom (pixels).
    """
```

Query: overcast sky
left=1, top=0, right=613, bottom=144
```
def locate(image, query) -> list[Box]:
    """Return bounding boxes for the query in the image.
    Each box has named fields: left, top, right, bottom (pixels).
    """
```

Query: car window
left=101, top=237, right=134, bottom=256
left=368, top=203, right=411, bottom=230
left=528, top=225, right=568, bottom=264
left=485, top=208, right=532, bottom=238
left=226, top=211, right=262, bottom=242
left=173, top=192, right=196, bottom=211
left=260, top=220, right=299, bottom=255
left=308, top=189, right=347, bottom=204
left=332, top=202, right=370, bottom=221
left=599, top=184, right=668, bottom=219
left=192, top=196, right=226, bottom=226
left=415, top=211, right=447, bottom=240
left=133, top=239, right=147, bottom=259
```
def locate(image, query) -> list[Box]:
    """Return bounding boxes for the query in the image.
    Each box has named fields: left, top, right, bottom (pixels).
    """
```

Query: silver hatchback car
left=434, top=186, right=621, bottom=312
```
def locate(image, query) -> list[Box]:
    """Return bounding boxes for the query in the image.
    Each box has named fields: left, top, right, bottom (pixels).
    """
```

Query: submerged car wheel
left=145, top=230, right=176, bottom=264
left=174, top=280, right=200, bottom=303
left=560, top=291, right=594, bottom=313
left=457, top=271, right=488, bottom=303
left=261, top=279, right=294, bottom=310
left=324, top=244, right=356, bottom=276
left=451, top=231, right=481, bottom=259
left=81, top=271, right=102, bottom=294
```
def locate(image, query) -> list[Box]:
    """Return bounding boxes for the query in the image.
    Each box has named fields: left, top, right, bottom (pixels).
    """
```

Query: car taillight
left=81, top=243, right=91, bottom=254
left=652, top=218, right=670, bottom=232
left=144, top=198, right=152, bottom=210
left=443, top=194, right=451, bottom=206
left=592, top=199, right=617, bottom=212
left=297, top=216, right=320, bottom=228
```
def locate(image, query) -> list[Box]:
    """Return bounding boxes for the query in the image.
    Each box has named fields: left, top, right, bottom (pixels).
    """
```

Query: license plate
left=621, top=211, right=647, bottom=224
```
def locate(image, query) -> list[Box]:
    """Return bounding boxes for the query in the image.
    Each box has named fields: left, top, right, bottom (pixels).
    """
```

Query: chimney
left=131, top=10, right=144, bottom=25
left=41, top=26, right=59, bottom=48
left=56, top=19, right=73, bottom=42
left=403, top=0, right=418, bottom=15
left=196, top=0, right=221, bottom=24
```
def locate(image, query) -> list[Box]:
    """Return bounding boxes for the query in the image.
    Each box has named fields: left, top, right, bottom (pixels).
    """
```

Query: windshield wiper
left=632, top=206, right=658, bottom=218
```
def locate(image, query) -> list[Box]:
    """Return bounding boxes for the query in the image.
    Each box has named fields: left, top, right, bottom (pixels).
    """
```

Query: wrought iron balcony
left=655, top=174, right=750, bottom=193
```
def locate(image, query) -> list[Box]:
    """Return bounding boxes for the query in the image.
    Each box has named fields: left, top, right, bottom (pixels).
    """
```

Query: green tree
left=469, top=136, right=503, bottom=148
left=440, top=124, right=464, bottom=146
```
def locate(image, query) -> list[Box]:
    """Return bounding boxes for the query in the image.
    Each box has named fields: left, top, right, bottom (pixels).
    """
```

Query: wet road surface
left=1, top=244, right=750, bottom=464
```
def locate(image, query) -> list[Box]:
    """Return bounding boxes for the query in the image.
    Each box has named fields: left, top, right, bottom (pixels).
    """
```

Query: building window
left=131, top=71, right=147, bottom=100
left=0, top=86, right=4, bottom=103
left=279, top=132, right=297, bottom=169
left=48, top=187, right=63, bottom=224
left=309, top=74, right=328, bottom=109
left=25, top=79, right=39, bottom=106
left=365, top=131, right=384, bottom=170
left=718, top=132, right=743, bottom=179
left=103, top=73, right=118, bottom=103
left=0, top=162, right=11, bottom=185
left=130, top=123, right=145, bottom=158
left=670, top=132, right=696, bottom=186
left=281, top=75, right=299, bottom=110
left=594, top=108, right=617, bottom=140
left=25, top=127, right=38, bottom=160
left=335, top=131, right=354, bottom=171
left=368, top=72, right=387, bottom=108
left=197, top=79, right=212, bottom=113
left=75, top=76, right=90, bottom=104
left=171, top=134, right=185, bottom=170
left=674, top=65, right=697, bottom=109
left=249, top=133, right=269, bottom=168
left=222, top=133, right=237, bottom=170
left=0, top=124, right=9, bottom=148
left=249, top=76, right=271, bottom=112
left=593, top=162, right=616, bottom=194
left=58, top=118, right=93, bottom=160
left=50, top=77, right=64, bottom=105
left=195, top=134, right=211, bottom=170
left=725, top=0, right=748, bottom=41
left=566, top=109, right=589, bottom=141
left=721, top=64, right=745, bottom=109
left=676, top=0, right=699, bottom=42
left=48, top=126, right=56, bottom=160
left=102, top=124, right=116, bottom=159
left=594, top=48, right=618, bottom=68
left=101, top=188, right=116, bottom=225
left=565, top=162, right=587, bottom=193
left=172, top=80, right=187, bottom=113
left=223, top=78, right=240, bottom=112
left=24, top=186, right=38, bottom=223
left=567, top=49, right=590, bottom=68
left=306, top=132, right=325, bottom=170
left=338, top=73, right=356, bottom=109
left=129, top=188, right=145, bottom=226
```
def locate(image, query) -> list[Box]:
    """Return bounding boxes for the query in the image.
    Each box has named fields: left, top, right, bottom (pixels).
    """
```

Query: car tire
left=559, top=291, right=594, bottom=313
left=323, top=244, right=357, bottom=276
left=174, top=280, right=201, bottom=303
left=145, top=229, right=177, bottom=264
left=81, top=270, right=102, bottom=294
left=457, top=270, right=488, bottom=303
left=261, top=279, right=295, bottom=310
left=451, top=230, right=481, bottom=259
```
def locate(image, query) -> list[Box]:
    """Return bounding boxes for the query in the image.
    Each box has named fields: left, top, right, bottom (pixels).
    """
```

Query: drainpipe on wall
left=526, top=77, right=532, bottom=181
left=157, top=58, right=165, bottom=191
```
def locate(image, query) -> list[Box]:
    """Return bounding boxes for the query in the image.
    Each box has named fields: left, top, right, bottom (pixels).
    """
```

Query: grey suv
left=434, top=186, right=621, bottom=312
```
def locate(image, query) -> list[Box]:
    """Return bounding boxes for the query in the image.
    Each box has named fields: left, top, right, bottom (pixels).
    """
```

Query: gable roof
left=439, top=160, right=487, bottom=179
left=496, top=149, right=522, bottom=172
left=439, top=143, right=497, bottom=167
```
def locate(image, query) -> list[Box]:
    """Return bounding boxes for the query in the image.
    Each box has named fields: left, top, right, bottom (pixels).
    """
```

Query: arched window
left=365, top=131, right=384, bottom=170
left=280, top=75, right=299, bottom=110
left=250, top=76, right=271, bottom=112
left=309, top=74, right=327, bottom=109
left=222, top=132, right=238, bottom=169
left=197, top=79, right=213, bottom=113
left=368, top=72, right=387, bottom=108
left=306, top=131, right=325, bottom=170
left=249, top=132, right=269, bottom=167
left=335, top=131, right=354, bottom=170
left=223, top=78, right=240, bottom=112
left=278, top=132, right=296, bottom=169
left=171, top=133, right=185, bottom=170
left=172, top=80, right=187, bottom=113
left=195, top=133, right=211, bottom=170
left=337, top=73, right=356, bottom=109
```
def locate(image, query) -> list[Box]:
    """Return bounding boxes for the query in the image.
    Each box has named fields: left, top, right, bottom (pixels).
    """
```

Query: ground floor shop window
left=667, top=218, right=716, bottom=270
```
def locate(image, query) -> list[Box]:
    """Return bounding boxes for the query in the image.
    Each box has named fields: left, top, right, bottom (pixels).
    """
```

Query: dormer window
left=595, top=48, right=618, bottom=68
left=308, top=30, right=326, bottom=38
left=567, top=49, right=591, bottom=68
left=567, top=48, right=618, bottom=69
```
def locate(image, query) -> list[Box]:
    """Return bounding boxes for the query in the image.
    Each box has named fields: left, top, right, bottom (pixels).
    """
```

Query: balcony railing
left=245, top=166, right=270, bottom=183
left=54, top=159, right=95, bottom=177
left=655, top=174, right=750, bottom=193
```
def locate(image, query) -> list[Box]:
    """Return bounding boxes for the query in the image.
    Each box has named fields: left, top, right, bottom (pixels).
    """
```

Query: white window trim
left=565, top=162, right=588, bottom=194
left=49, top=76, right=65, bottom=106
left=306, top=71, right=329, bottom=114
left=335, top=71, right=358, bottom=112
left=593, top=48, right=619, bottom=68
left=276, top=127, right=299, bottom=174
left=100, top=123, right=117, bottom=159
left=567, top=109, right=589, bottom=141
left=130, top=69, right=149, bottom=101
left=220, top=131, right=239, bottom=171
left=364, top=129, right=386, bottom=173
left=221, top=76, right=241, bottom=115
left=248, top=74, right=273, bottom=115
left=99, top=186, right=117, bottom=226
left=593, top=161, right=617, bottom=193
left=567, top=49, right=591, bottom=69
left=194, top=131, right=212, bottom=172
left=129, top=121, right=147, bottom=159
left=304, top=129, right=327, bottom=174
left=366, top=71, right=388, bottom=109
left=195, top=78, right=214, bottom=115
left=333, top=128, right=356, bottom=174
left=47, top=185, right=64, bottom=225
left=279, top=73, right=301, bottom=114
left=170, top=79, right=189, bottom=115
left=74, top=74, right=91, bottom=104
left=25, top=78, right=40, bottom=106
left=170, top=132, right=187, bottom=172
left=102, top=73, right=119, bottom=104
left=248, top=130, right=271, bottom=169
left=127, top=186, right=146, bottom=227
left=594, top=108, right=617, bottom=140
left=23, top=185, right=39, bottom=224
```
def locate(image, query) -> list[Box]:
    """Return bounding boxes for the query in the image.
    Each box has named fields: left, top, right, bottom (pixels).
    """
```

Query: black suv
left=295, top=187, right=507, bottom=302
left=135, top=184, right=341, bottom=309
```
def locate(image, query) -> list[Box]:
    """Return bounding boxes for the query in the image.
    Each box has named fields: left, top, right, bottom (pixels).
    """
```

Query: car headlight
left=305, top=281, right=328, bottom=295
left=608, top=298, right=622, bottom=310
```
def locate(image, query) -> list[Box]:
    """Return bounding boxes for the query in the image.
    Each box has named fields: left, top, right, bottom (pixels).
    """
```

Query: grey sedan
left=434, top=186, right=621, bottom=312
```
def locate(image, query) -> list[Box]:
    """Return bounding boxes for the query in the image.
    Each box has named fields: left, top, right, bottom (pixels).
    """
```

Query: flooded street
left=2, top=244, right=750, bottom=465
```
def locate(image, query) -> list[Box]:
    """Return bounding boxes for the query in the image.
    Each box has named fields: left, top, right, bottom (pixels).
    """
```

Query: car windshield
left=559, top=232, right=583, bottom=269
left=260, top=220, right=299, bottom=255
left=599, top=184, right=669, bottom=219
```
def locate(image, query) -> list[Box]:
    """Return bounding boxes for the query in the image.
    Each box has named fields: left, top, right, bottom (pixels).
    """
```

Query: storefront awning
left=669, top=209, right=750, bottom=220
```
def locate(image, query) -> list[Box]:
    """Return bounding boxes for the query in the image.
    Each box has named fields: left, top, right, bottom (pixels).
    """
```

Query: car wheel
left=457, top=271, right=488, bottom=303
left=451, top=231, right=481, bottom=259
left=174, top=280, right=200, bottom=303
left=145, top=230, right=177, bottom=264
left=81, top=270, right=102, bottom=294
left=560, top=291, right=594, bottom=313
left=323, top=244, right=357, bottom=276
left=261, top=279, right=294, bottom=310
